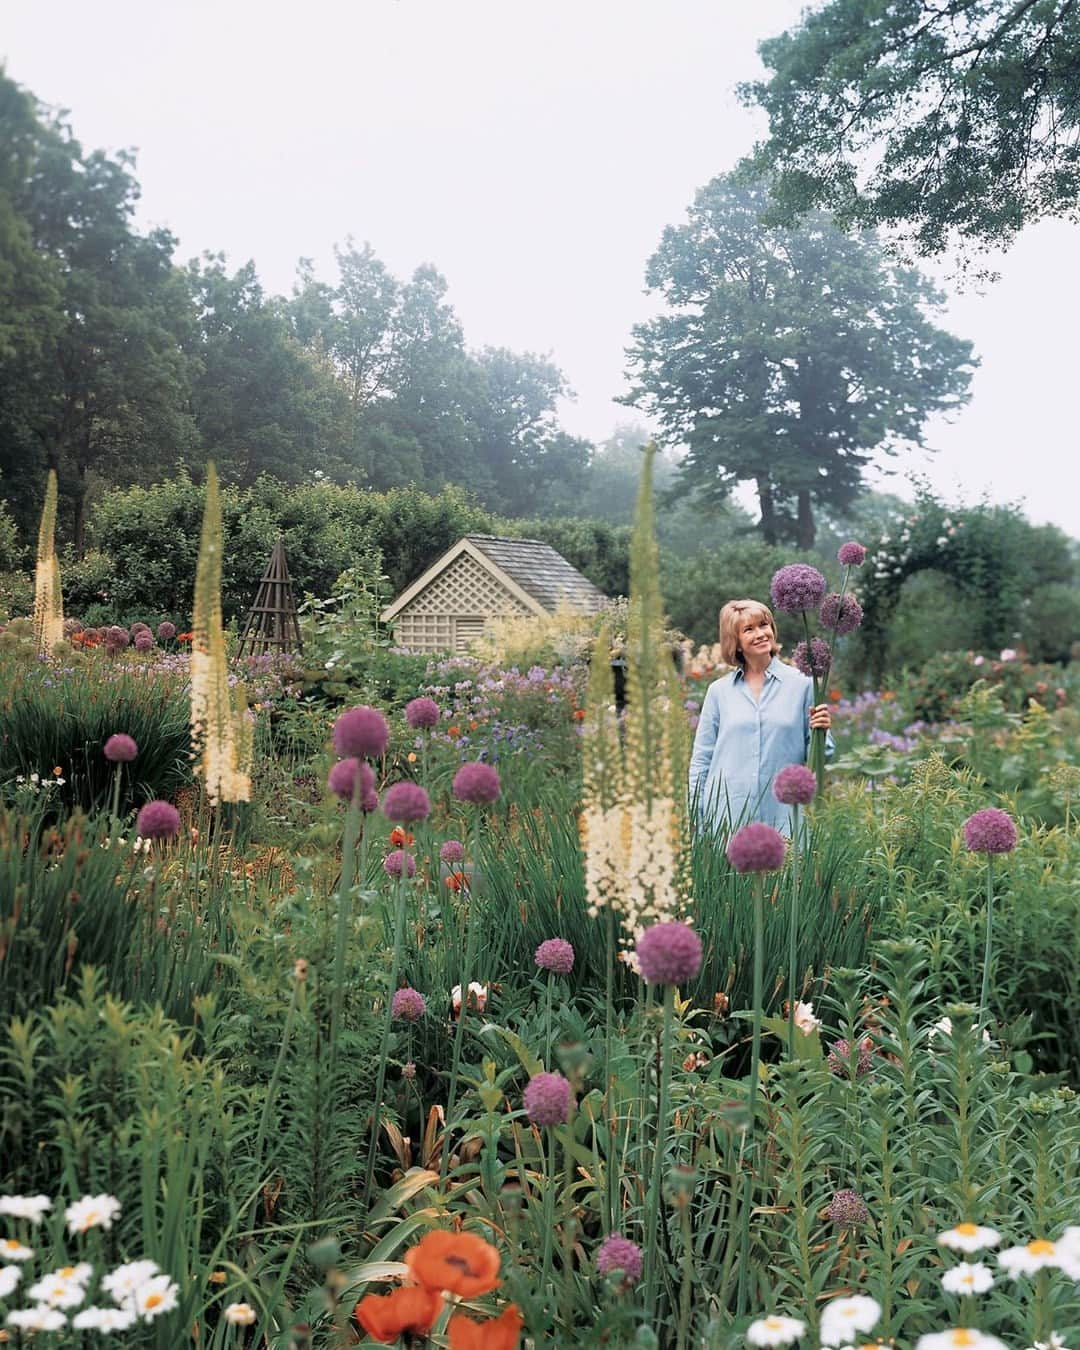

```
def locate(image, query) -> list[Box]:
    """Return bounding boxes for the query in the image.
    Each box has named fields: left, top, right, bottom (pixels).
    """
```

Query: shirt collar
left=734, top=656, right=783, bottom=682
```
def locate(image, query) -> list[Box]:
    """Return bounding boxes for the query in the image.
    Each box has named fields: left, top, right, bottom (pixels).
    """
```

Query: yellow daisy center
left=842, top=1308, right=858, bottom=1318
left=765, top=1318, right=784, bottom=1329
left=960, top=1274, right=974, bottom=1285
left=1028, top=1240, right=1055, bottom=1256
left=955, top=1223, right=979, bottom=1237
left=145, top=1293, right=164, bottom=1310
left=950, top=1331, right=978, bottom=1347
left=59, top=1268, right=76, bottom=1278
left=1, top=1241, right=20, bottom=1251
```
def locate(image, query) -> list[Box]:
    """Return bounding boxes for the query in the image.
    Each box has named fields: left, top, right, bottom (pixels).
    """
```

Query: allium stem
left=442, top=818, right=480, bottom=1187
left=802, top=611, right=827, bottom=792
left=979, top=857, right=994, bottom=1028
left=328, top=783, right=363, bottom=1087
left=110, top=763, right=123, bottom=836
left=604, top=903, right=616, bottom=1231
left=362, top=874, right=407, bottom=1210
left=787, top=805, right=801, bottom=1060
left=644, top=983, right=675, bottom=1322
left=738, top=873, right=766, bottom=1314
left=545, top=971, right=554, bottom=1067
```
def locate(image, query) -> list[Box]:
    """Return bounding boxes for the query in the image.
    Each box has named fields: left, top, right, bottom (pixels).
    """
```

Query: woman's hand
left=809, top=704, right=832, bottom=731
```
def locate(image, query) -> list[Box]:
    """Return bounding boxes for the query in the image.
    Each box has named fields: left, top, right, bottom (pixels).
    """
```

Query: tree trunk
left=796, top=489, right=815, bottom=550
left=756, top=477, right=777, bottom=545
left=73, top=452, right=88, bottom=556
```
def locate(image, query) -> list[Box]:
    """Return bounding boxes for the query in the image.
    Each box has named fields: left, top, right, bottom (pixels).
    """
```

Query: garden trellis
left=238, top=537, right=303, bottom=657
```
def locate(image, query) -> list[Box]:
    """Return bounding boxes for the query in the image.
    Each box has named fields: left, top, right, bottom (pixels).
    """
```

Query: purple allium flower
left=104, top=733, right=138, bottom=763
left=770, top=564, right=828, bottom=614
left=523, top=1072, right=573, bottom=1126
left=837, top=541, right=867, bottom=567
left=133, top=631, right=154, bottom=653
left=773, top=764, right=817, bottom=806
left=819, top=592, right=863, bottom=636
left=792, top=638, right=832, bottom=679
left=383, top=849, right=417, bottom=879
left=595, top=1233, right=644, bottom=1285
left=405, top=696, right=440, bottom=730
left=381, top=781, right=431, bottom=824
left=327, top=757, right=376, bottom=804
left=439, top=839, right=465, bottom=864
left=963, top=808, right=1018, bottom=855
left=136, top=800, right=181, bottom=841
left=726, top=823, right=787, bottom=873
left=827, top=1038, right=874, bottom=1078
left=131, top=622, right=151, bottom=635
left=391, top=987, right=426, bottom=1021
left=157, top=621, right=176, bottom=640
left=535, top=938, right=575, bottom=975
left=826, top=1189, right=870, bottom=1227
left=107, top=625, right=130, bottom=645
left=333, top=706, right=390, bottom=759
left=636, top=921, right=703, bottom=986
left=452, top=761, right=501, bottom=805
left=63, top=618, right=84, bottom=636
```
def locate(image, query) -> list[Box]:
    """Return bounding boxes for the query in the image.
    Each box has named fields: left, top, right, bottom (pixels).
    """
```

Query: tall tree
left=742, top=0, right=1080, bottom=255
left=624, top=176, right=976, bottom=547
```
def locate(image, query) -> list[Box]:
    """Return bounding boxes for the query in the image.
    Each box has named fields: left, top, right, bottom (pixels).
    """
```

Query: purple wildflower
left=103, top=733, right=138, bottom=763
left=820, top=592, right=863, bottom=636
left=963, top=808, right=1018, bottom=855
left=405, top=696, right=440, bottom=730
left=136, top=800, right=181, bottom=841
left=327, top=757, right=376, bottom=805
left=535, top=938, right=575, bottom=975
left=333, top=706, right=390, bottom=759
left=826, top=1189, right=870, bottom=1227
left=381, top=781, right=431, bottom=824
left=636, top=922, right=703, bottom=986
left=106, top=626, right=130, bottom=649
left=773, top=764, right=817, bottom=806
left=523, top=1072, right=573, bottom=1126
left=595, top=1233, right=644, bottom=1285
left=452, top=761, right=501, bottom=805
left=134, top=631, right=154, bottom=653
left=157, top=621, right=176, bottom=640
left=792, top=638, right=832, bottom=679
left=439, top=839, right=465, bottom=864
left=383, top=849, right=417, bottom=879
left=837, top=541, right=867, bottom=567
left=770, top=564, right=827, bottom=614
left=391, top=987, right=426, bottom=1021
left=827, top=1037, right=874, bottom=1078
left=726, top=823, right=787, bottom=873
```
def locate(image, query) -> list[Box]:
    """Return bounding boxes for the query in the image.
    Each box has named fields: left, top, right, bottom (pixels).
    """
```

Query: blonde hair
left=718, top=598, right=780, bottom=668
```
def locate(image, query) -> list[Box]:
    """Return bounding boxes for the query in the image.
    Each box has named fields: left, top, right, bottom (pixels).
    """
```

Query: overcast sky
left=6, top=1, right=1080, bottom=539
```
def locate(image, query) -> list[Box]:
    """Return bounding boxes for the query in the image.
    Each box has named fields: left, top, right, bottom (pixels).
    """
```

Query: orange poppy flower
left=573, top=708, right=586, bottom=721
left=468, top=719, right=479, bottom=731
left=448, top=1303, right=523, bottom=1349
left=177, top=632, right=194, bottom=643
left=828, top=688, right=842, bottom=704
left=448, top=725, right=461, bottom=738
left=404, top=1230, right=501, bottom=1297
left=354, top=1285, right=442, bottom=1343
left=389, top=827, right=415, bottom=847
left=445, top=870, right=468, bottom=893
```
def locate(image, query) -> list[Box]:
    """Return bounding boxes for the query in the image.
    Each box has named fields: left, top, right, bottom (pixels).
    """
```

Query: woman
left=688, top=598, right=832, bottom=836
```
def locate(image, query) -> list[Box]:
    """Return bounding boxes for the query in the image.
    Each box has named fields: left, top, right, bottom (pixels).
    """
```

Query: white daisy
left=65, top=1194, right=121, bottom=1235
left=28, top=1274, right=87, bottom=1309
left=73, top=1306, right=138, bottom=1332
left=820, top=1296, right=882, bottom=1346
left=942, top=1263, right=995, bottom=1295
left=47, top=1262, right=94, bottom=1285
left=6, top=1305, right=68, bottom=1331
left=0, top=1195, right=52, bottom=1224
left=938, top=1223, right=1002, bottom=1254
left=1054, top=1227, right=1080, bottom=1280
left=999, top=1239, right=1061, bottom=1278
left=0, top=1265, right=21, bottom=1299
left=224, top=1301, right=258, bottom=1326
left=102, top=1259, right=160, bottom=1303
left=0, top=1238, right=33, bottom=1262
left=133, top=1274, right=179, bottom=1320
left=1030, top=1335, right=1070, bottom=1350
left=917, top=1331, right=1007, bottom=1350
left=746, top=1314, right=807, bottom=1346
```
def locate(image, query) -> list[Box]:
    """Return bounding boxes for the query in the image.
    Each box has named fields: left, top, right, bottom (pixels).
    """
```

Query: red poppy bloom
left=354, top=1285, right=442, bottom=1343
left=448, top=1303, right=523, bottom=1349
left=404, top=1230, right=501, bottom=1297
left=389, top=827, right=415, bottom=847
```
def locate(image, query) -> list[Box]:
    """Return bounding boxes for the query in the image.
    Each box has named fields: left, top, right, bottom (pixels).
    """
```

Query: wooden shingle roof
left=464, top=535, right=608, bottom=613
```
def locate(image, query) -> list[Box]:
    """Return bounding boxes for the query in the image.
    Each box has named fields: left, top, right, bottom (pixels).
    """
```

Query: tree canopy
left=742, top=0, right=1080, bottom=255
left=624, top=175, right=976, bottom=547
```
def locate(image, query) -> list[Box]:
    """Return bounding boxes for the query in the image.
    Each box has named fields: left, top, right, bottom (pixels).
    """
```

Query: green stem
left=979, top=857, right=994, bottom=1027
left=328, top=785, right=363, bottom=1085
left=110, top=763, right=123, bottom=837
left=541, top=1124, right=557, bottom=1303
left=644, top=984, right=675, bottom=1323
left=545, top=972, right=554, bottom=1067
left=604, top=903, right=616, bottom=1231
left=362, top=874, right=408, bottom=1209
left=787, top=806, right=801, bottom=1059
left=738, top=874, right=766, bottom=1314
left=247, top=981, right=301, bottom=1227
left=442, top=818, right=480, bottom=1187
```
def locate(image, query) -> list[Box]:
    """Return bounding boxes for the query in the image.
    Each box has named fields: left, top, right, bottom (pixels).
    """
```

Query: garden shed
left=381, top=534, right=608, bottom=654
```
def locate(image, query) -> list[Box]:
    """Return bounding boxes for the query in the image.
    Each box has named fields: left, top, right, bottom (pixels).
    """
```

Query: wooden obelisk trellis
left=238, top=537, right=303, bottom=656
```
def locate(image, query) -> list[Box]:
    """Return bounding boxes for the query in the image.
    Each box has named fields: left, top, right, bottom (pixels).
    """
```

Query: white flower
left=1054, top=1226, right=1080, bottom=1279
left=999, top=1238, right=1061, bottom=1277
left=746, top=1314, right=807, bottom=1346
left=0, top=1265, right=21, bottom=1299
left=820, top=1295, right=882, bottom=1345
left=793, top=1001, right=821, bottom=1036
left=972, top=656, right=986, bottom=667
left=224, top=1301, right=258, bottom=1326
left=1030, top=1335, right=1070, bottom=1350
left=917, top=1331, right=1007, bottom=1350
left=48, top=1262, right=93, bottom=1285
left=936, top=536, right=949, bottom=547
left=930, top=1017, right=991, bottom=1046
left=102, top=1259, right=160, bottom=1302
left=938, top=1223, right=1002, bottom=1253
left=6, top=1305, right=68, bottom=1331
left=0, top=1195, right=52, bottom=1224
left=942, top=1262, right=994, bottom=1295
left=451, top=982, right=488, bottom=1015
left=0, top=1237, right=33, bottom=1261
left=132, top=1274, right=179, bottom=1320
left=999, top=649, right=1017, bottom=662
left=28, top=1274, right=88, bottom=1308
left=65, top=1193, right=121, bottom=1235
left=73, top=1305, right=138, bottom=1331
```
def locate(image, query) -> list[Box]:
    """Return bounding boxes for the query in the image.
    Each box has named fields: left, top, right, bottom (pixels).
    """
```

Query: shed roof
left=464, top=535, right=607, bottom=613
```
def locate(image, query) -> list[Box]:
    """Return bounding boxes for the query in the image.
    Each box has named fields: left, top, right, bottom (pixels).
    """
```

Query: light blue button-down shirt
left=688, top=657, right=832, bottom=836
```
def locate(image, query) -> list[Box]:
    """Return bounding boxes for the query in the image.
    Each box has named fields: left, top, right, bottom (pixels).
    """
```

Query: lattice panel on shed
left=392, top=552, right=533, bottom=653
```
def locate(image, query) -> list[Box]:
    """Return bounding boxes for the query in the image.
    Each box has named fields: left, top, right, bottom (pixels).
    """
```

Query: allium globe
left=826, top=1189, right=870, bottom=1227
left=333, top=706, right=390, bottom=759
left=770, top=564, right=827, bottom=614
left=535, top=938, right=575, bottom=975
left=837, top=541, right=867, bottom=567
left=383, top=849, right=417, bottom=879
left=391, top=987, right=426, bottom=1021
left=382, top=781, right=432, bottom=824
left=726, top=823, right=787, bottom=873
left=523, top=1072, right=573, bottom=1126
left=405, top=696, right=440, bottom=730
left=963, top=808, right=1018, bottom=855
left=103, top=733, right=138, bottom=763
left=107, top=626, right=130, bottom=647
left=773, top=764, right=817, bottom=806
left=136, top=800, right=181, bottom=841
left=133, top=631, right=154, bottom=652
left=636, top=921, right=703, bottom=986
left=452, top=761, right=501, bottom=805
left=157, top=621, right=176, bottom=640
left=819, top=592, right=863, bottom=636
left=327, top=757, right=376, bottom=804
left=131, top=622, right=151, bottom=635
left=439, top=839, right=465, bottom=864
left=595, top=1233, right=644, bottom=1284
left=792, top=638, right=832, bottom=679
